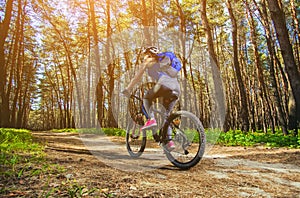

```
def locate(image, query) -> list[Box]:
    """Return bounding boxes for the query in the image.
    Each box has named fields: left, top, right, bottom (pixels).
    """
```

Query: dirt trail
left=32, top=132, right=300, bottom=197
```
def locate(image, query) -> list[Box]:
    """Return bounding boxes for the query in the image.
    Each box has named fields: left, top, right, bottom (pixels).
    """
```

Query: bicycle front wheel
left=164, top=110, right=206, bottom=169
left=126, top=119, right=146, bottom=158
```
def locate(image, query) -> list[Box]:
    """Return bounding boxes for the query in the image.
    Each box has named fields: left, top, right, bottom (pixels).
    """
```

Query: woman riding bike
left=122, top=46, right=181, bottom=151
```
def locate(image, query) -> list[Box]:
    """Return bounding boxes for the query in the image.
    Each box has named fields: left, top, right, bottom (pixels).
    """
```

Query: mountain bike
left=125, top=82, right=206, bottom=170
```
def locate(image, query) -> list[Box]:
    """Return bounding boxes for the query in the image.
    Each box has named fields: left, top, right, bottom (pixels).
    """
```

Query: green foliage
left=217, top=130, right=300, bottom=148
left=67, top=183, right=96, bottom=198
left=102, top=128, right=126, bottom=137
left=0, top=128, right=47, bottom=197
left=0, top=128, right=40, bottom=151
left=0, top=128, right=43, bottom=173
left=205, top=128, right=222, bottom=144
left=51, top=128, right=77, bottom=133
left=53, top=128, right=127, bottom=137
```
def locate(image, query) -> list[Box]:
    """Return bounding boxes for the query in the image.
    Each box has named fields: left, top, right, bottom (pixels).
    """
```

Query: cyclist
left=122, top=46, right=181, bottom=150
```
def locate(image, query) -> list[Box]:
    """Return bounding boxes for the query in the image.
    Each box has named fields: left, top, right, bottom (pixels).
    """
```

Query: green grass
left=216, top=130, right=300, bottom=148
left=0, top=128, right=43, bottom=173
left=52, top=128, right=127, bottom=137
left=0, top=128, right=45, bottom=194
left=0, top=128, right=43, bottom=169
left=0, top=128, right=101, bottom=197
left=0, top=128, right=41, bottom=152
left=51, top=128, right=77, bottom=133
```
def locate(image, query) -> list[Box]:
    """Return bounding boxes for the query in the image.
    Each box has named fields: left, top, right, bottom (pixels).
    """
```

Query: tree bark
left=10, top=0, right=24, bottom=128
left=89, top=0, right=104, bottom=127
left=290, top=0, right=300, bottom=69
left=200, top=0, right=226, bottom=130
left=0, top=0, right=14, bottom=127
left=255, top=0, right=288, bottom=135
left=267, top=0, right=300, bottom=131
left=142, top=0, right=151, bottom=45
left=106, top=0, right=118, bottom=128
left=175, top=0, right=189, bottom=110
left=247, top=0, right=275, bottom=133
left=226, top=0, right=249, bottom=132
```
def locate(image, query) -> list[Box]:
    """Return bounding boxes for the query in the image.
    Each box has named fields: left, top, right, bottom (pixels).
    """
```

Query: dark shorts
left=144, top=84, right=179, bottom=110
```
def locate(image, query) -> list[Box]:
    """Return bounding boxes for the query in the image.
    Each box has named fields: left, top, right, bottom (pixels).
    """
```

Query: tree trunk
left=267, top=0, right=300, bottom=131
left=141, top=0, right=151, bottom=45
left=226, top=0, right=249, bottom=132
left=0, top=0, right=14, bottom=127
left=200, top=0, right=226, bottom=129
left=175, top=0, right=189, bottom=110
left=86, top=18, right=92, bottom=128
left=246, top=0, right=275, bottom=133
left=105, top=0, right=118, bottom=128
left=256, top=0, right=288, bottom=135
left=89, top=0, right=104, bottom=127
left=290, top=0, right=300, bottom=69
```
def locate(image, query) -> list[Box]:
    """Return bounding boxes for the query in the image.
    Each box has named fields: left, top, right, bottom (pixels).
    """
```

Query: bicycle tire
left=126, top=119, right=147, bottom=158
left=163, top=110, right=206, bottom=169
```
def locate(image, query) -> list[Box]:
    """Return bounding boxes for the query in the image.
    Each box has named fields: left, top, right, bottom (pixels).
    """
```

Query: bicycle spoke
left=126, top=120, right=146, bottom=158
left=164, top=111, right=206, bottom=169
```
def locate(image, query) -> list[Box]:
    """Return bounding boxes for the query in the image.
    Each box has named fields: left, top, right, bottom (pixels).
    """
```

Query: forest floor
left=3, top=131, right=300, bottom=197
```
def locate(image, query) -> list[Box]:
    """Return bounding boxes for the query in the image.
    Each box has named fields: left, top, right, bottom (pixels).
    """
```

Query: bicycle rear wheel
left=164, top=110, right=206, bottom=169
left=126, top=119, right=146, bottom=158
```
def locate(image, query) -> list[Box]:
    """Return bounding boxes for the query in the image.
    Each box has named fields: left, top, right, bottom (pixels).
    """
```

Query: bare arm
left=125, top=57, right=156, bottom=92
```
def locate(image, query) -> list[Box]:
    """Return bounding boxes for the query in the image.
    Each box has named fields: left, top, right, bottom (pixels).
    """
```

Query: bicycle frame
left=126, top=92, right=206, bottom=169
left=129, top=94, right=173, bottom=144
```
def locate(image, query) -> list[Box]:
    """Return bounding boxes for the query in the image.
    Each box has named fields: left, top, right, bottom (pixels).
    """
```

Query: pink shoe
left=140, top=119, right=157, bottom=130
left=166, top=140, right=175, bottom=151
